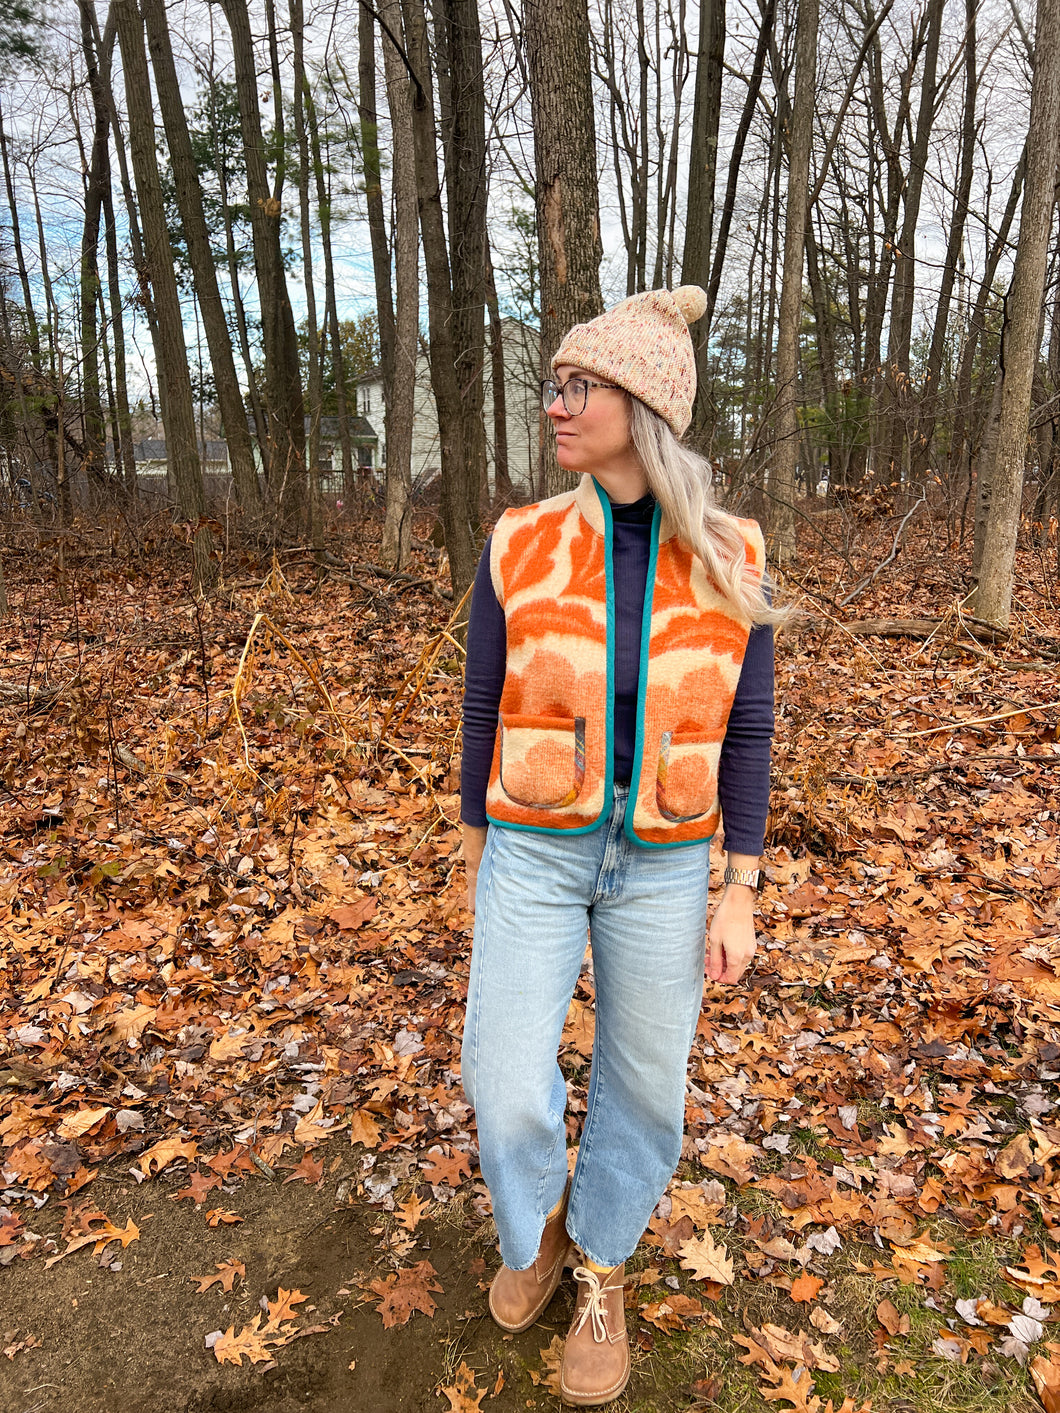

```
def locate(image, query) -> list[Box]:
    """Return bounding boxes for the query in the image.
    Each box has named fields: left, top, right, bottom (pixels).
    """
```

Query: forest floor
left=1, top=500, right=1059, bottom=1413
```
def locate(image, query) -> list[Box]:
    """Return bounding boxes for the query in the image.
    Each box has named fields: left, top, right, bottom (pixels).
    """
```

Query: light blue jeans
left=461, top=785, right=710, bottom=1269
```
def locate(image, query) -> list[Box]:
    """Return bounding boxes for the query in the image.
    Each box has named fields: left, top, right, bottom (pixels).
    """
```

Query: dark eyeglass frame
left=540, top=376, right=619, bottom=416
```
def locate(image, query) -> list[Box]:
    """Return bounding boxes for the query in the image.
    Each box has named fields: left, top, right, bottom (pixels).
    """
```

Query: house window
left=357, top=445, right=373, bottom=469
left=362, top=386, right=371, bottom=415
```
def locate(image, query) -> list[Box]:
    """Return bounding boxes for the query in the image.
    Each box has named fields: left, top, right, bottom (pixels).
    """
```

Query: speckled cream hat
left=551, top=285, right=707, bottom=437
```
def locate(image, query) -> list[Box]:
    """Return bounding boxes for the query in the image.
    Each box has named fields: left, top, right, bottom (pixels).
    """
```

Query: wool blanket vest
left=485, top=475, right=765, bottom=847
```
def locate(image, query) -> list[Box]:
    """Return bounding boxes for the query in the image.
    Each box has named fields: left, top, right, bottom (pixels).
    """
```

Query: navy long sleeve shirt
left=460, top=494, right=775, bottom=855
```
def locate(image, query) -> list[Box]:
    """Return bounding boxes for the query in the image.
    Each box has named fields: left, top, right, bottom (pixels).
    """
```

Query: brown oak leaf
left=369, top=1260, right=442, bottom=1328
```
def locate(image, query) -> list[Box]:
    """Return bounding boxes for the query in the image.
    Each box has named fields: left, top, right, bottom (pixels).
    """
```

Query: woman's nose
left=546, top=394, right=568, bottom=419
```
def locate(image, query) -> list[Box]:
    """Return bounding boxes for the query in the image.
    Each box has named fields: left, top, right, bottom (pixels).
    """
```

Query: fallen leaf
left=329, top=897, right=377, bottom=930
left=1030, top=1350, right=1060, bottom=1413
left=136, top=1137, right=198, bottom=1179
left=56, top=1106, right=111, bottom=1140
left=205, top=1208, right=243, bottom=1227
left=440, top=1359, right=487, bottom=1412
left=265, top=1288, right=309, bottom=1329
left=369, top=1260, right=442, bottom=1328
left=877, top=1299, right=908, bottom=1336
left=170, top=1170, right=221, bottom=1203
left=283, top=1152, right=324, bottom=1186
left=194, top=1260, right=246, bottom=1293
left=678, top=1230, right=735, bottom=1285
left=349, top=1110, right=381, bottom=1149
left=421, top=1148, right=472, bottom=1187
left=790, top=1272, right=824, bottom=1304
left=44, top=1216, right=139, bottom=1268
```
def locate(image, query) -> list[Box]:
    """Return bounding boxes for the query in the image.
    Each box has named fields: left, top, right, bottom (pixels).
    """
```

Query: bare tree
left=969, top=0, right=1060, bottom=627
left=768, top=0, right=818, bottom=563
left=114, top=0, right=212, bottom=589
left=523, top=0, right=604, bottom=495
left=142, top=0, right=261, bottom=512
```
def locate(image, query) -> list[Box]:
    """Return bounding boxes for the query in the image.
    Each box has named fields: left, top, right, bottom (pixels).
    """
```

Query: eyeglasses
left=540, top=376, right=619, bottom=416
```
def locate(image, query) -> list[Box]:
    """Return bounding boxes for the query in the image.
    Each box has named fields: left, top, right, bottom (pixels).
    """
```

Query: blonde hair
left=628, top=398, right=786, bottom=628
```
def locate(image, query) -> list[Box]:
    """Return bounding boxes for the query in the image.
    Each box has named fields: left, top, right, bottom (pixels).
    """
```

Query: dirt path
left=0, top=1140, right=706, bottom=1413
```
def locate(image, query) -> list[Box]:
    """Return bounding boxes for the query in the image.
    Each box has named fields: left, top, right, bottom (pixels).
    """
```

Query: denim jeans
left=461, top=785, right=710, bottom=1269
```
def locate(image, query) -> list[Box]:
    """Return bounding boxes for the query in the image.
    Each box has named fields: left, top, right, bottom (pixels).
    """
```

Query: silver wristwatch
left=722, top=866, right=760, bottom=889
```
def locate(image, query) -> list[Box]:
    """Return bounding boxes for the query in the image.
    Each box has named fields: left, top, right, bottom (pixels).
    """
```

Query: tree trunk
left=880, top=0, right=945, bottom=483
left=401, top=0, right=477, bottom=599
left=114, top=0, right=212, bottom=589
left=969, top=0, right=1060, bottom=626
left=378, top=0, right=417, bottom=570
left=438, top=0, right=489, bottom=530
left=682, top=0, right=724, bottom=450
left=486, top=241, right=513, bottom=504
left=142, top=0, right=260, bottom=512
left=78, top=0, right=112, bottom=493
left=291, top=0, right=323, bottom=561
left=915, top=0, right=976, bottom=478
left=768, top=0, right=818, bottom=564
left=102, top=176, right=135, bottom=490
left=524, top=0, right=604, bottom=496
left=305, top=83, right=354, bottom=502
left=359, top=0, right=397, bottom=474
left=0, top=97, right=41, bottom=371
left=218, top=0, right=305, bottom=522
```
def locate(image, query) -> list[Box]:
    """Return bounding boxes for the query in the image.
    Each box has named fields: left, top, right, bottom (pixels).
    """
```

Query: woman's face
left=547, top=365, right=636, bottom=476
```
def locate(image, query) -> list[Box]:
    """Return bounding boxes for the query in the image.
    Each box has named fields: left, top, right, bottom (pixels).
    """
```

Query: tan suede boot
left=559, top=1264, right=630, bottom=1406
left=488, top=1186, right=572, bottom=1333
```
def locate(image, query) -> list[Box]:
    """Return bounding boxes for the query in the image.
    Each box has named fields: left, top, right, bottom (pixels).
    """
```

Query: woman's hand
left=707, top=885, right=757, bottom=983
left=462, top=825, right=488, bottom=914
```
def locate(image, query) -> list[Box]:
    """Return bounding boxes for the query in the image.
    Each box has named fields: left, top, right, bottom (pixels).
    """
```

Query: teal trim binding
left=487, top=479, right=615, bottom=840
left=624, top=507, right=715, bottom=851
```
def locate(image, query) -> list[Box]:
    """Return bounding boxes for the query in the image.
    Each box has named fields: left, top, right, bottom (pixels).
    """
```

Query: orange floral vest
left=485, top=475, right=765, bottom=847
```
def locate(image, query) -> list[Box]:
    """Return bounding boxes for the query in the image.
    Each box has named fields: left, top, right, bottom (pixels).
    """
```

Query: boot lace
left=571, top=1266, right=616, bottom=1343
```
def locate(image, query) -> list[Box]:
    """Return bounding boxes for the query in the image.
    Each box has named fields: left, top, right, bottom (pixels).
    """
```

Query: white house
left=355, top=317, right=541, bottom=500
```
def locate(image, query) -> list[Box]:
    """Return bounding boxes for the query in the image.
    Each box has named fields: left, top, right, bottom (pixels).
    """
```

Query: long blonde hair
left=628, top=398, right=785, bottom=627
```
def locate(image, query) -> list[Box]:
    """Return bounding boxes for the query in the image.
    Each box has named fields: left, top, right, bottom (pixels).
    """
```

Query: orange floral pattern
left=485, top=476, right=764, bottom=843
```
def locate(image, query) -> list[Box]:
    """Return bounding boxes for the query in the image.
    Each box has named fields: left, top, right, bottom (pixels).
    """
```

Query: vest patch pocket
left=656, top=730, right=715, bottom=822
left=499, top=713, right=585, bottom=809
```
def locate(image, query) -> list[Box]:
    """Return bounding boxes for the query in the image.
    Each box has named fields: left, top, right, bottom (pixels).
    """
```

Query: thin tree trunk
left=291, top=0, right=323, bottom=560
left=486, top=241, right=513, bottom=503
left=705, top=0, right=774, bottom=338
left=401, top=0, right=477, bottom=598
left=306, top=82, right=354, bottom=501
left=682, top=0, right=724, bottom=448
left=78, top=0, right=112, bottom=494
left=915, top=0, right=976, bottom=477
left=969, top=0, right=1060, bottom=626
left=880, top=0, right=946, bottom=482
left=358, top=0, right=396, bottom=471
left=114, top=0, right=212, bottom=589
left=0, top=96, right=42, bottom=370
left=378, top=0, right=417, bottom=569
left=438, top=0, right=488, bottom=530
left=524, top=0, right=604, bottom=496
left=768, top=0, right=818, bottom=564
left=218, top=0, right=305, bottom=521
left=142, top=0, right=260, bottom=513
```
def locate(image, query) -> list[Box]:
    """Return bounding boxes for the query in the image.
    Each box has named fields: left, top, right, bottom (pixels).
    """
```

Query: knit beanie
left=551, top=285, right=707, bottom=437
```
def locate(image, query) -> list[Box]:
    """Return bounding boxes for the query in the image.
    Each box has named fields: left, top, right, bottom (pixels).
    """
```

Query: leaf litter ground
left=1, top=516, right=1058, bottom=1412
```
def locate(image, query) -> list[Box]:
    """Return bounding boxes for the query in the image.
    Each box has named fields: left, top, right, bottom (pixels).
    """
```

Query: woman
left=459, top=286, right=777, bottom=1407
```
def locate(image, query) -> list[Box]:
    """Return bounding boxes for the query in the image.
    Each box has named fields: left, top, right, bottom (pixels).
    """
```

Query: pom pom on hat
left=551, top=286, right=707, bottom=436
left=671, top=285, right=708, bottom=325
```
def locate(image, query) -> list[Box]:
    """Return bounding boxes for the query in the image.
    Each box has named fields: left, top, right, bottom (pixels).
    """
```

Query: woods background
left=0, top=0, right=1058, bottom=624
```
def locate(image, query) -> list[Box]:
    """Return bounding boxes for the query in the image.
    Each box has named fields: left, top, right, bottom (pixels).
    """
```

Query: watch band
left=723, top=866, right=760, bottom=889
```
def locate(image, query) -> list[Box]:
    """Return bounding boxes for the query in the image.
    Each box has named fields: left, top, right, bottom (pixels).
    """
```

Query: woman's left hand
left=707, top=886, right=757, bottom=984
